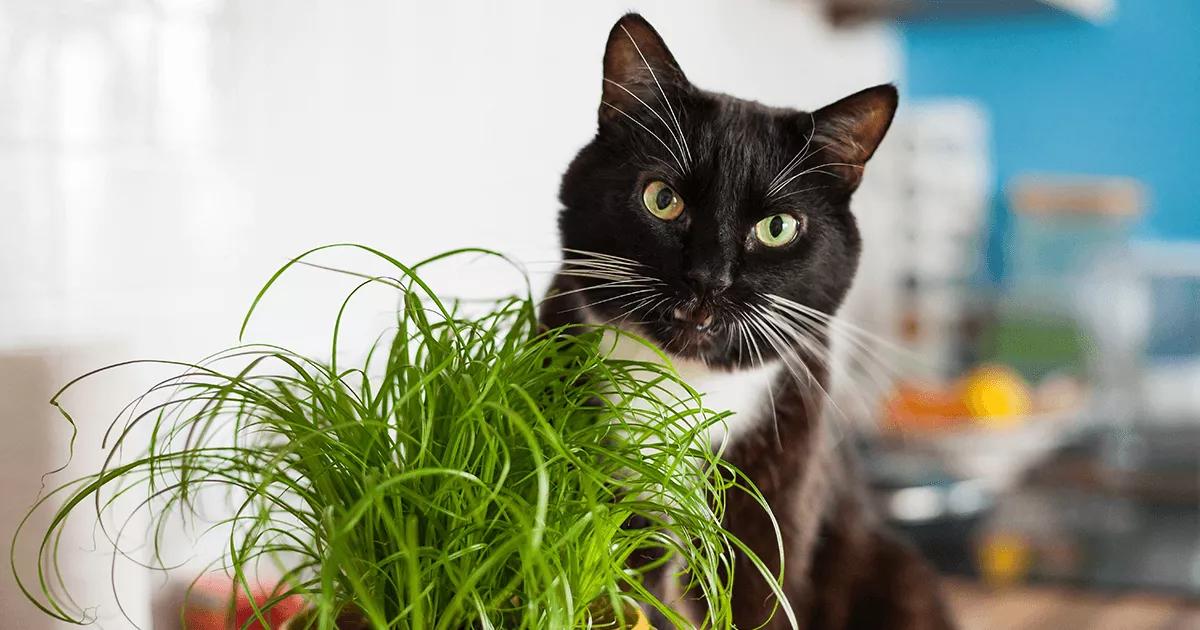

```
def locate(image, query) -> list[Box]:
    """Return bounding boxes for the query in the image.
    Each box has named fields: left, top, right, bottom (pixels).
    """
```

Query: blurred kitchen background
left=1, top=0, right=1198, bottom=628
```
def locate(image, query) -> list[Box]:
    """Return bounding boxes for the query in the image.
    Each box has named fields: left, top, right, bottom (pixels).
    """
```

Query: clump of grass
left=12, top=246, right=785, bottom=629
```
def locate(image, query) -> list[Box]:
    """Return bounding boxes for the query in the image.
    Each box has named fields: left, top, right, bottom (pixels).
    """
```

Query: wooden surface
left=945, top=580, right=1200, bottom=630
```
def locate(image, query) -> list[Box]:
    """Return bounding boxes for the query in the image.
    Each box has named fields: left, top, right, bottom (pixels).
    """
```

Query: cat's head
left=555, top=13, right=897, bottom=369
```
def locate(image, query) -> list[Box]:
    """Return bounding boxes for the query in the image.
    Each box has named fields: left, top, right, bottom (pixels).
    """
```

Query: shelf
left=828, top=0, right=1116, bottom=26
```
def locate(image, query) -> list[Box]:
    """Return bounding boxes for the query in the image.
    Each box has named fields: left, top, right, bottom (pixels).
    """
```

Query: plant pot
left=279, top=603, right=651, bottom=629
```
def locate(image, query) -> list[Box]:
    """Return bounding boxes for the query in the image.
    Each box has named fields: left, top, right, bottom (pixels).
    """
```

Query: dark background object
left=825, top=0, right=1111, bottom=26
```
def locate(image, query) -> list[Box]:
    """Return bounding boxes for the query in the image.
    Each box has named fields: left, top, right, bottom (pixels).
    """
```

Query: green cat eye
left=642, top=180, right=684, bottom=220
left=754, top=213, right=801, bottom=247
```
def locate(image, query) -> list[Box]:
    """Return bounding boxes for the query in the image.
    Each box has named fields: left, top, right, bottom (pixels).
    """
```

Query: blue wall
left=902, top=1, right=1200, bottom=278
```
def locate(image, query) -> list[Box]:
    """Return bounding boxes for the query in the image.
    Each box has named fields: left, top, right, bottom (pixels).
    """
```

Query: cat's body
left=541, top=14, right=955, bottom=630
left=544, top=276, right=952, bottom=630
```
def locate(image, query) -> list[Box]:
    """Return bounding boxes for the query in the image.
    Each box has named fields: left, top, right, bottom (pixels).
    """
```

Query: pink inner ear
left=815, top=118, right=869, bottom=164
left=811, top=84, right=898, bottom=170
left=816, top=111, right=891, bottom=166
left=805, top=126, right=870, bottom=192
left=605, top=28, right=646, bottom=86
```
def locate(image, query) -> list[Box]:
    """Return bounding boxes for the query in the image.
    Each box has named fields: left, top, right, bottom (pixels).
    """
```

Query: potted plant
left=13, top=246, right=782, bottom=629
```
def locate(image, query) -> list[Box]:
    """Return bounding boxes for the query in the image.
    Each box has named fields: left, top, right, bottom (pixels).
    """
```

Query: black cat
left=541, top=13, right=955, bottom=630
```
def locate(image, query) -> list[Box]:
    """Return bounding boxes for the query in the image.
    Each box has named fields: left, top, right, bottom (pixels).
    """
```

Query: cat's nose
left=684, top=267, right=733, bottom=296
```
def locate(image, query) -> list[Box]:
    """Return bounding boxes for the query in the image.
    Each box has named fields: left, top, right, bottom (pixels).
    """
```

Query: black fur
left=543, top=13, right=955, bottom=630
left=553, top=14, right=896, bottom=371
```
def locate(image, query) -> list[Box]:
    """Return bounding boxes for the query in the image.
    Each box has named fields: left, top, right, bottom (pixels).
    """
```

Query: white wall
left=2, top=0, right=900, bottom=354
left=0, top=1, right=900, bottom=626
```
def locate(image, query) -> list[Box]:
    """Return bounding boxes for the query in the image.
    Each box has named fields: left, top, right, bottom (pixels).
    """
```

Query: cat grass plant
left=12, top=246, right=784, bottom=629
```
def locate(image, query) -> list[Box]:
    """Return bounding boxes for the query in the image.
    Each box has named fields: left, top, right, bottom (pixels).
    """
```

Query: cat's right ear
left=600, top=14, right=688, bottom=123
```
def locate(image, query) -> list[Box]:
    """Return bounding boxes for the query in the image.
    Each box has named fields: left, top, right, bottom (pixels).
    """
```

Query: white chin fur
left=593, top=320, right=781, bottom=450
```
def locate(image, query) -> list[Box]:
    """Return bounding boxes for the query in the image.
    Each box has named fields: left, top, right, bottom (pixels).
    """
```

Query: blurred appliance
left=1133, top=241, right=1200, bottom=423
left=863, top=442, right=994, bottom=575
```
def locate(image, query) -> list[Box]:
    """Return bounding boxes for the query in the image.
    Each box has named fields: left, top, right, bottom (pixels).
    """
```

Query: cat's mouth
left=671, top=305, right=714, bottom=334
left=656, top=303, right=730, bottom=361
left=567, top=276, right=748, bottom=366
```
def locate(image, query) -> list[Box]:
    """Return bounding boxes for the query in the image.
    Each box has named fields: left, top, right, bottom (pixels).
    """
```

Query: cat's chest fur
left=599, top=328, right=782, bottom=449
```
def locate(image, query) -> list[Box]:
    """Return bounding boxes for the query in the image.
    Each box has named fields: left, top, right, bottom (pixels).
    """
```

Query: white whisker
left=619, top=24, right=692, bottom=167
left=561, top=248, right=646, bottom=267
left=542, top=277, right=653, bottom=304
left=601, top=101, right=686, bottom=175
left=556, top=267, right=648, bottom=281
left=604, top=78, right=690, bottom=168
left=768, top=160, right=863, bottom=198
left=745, top=307, right=849, bottom=445
left=603, top=292, right=664, bottom=325
left=764, top=294, right=923, bottom=363
left=768, top=112, right=817, bottom=191
left=768, top=186, right=826, bottom=203
left=756, top=297, right=911, bottom=431
left=558, top=287, right=661, bottom=314
left=552, top=279, right=657, bottom=304
left=769, top=304, right=899, bottom=390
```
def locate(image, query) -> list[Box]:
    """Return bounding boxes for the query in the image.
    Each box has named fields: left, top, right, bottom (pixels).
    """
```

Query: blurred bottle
left=1004, top=176, right=1146, bottom=423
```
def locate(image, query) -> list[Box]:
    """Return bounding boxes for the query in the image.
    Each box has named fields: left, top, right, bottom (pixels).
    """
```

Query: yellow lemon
left=962, top=364, right=1032, bottom=424
left=978, top=532, right=1032, bottom=588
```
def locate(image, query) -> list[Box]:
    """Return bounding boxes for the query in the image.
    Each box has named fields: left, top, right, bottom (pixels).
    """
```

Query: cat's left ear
left=811, top=84, right=898, bottom=192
